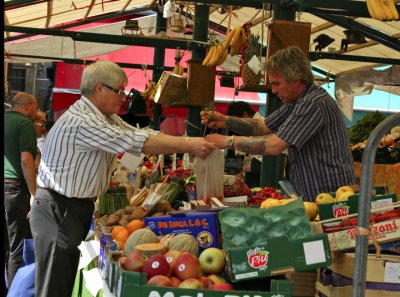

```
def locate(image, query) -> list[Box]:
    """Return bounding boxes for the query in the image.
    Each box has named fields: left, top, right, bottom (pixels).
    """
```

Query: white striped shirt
left=266, top=84, right=355, bottom=201
left=37, top=96, right=157, bottom=198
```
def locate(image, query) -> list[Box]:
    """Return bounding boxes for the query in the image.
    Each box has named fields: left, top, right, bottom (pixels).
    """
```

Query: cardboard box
left=329, top=253, right=400, bottom=283
left=144, top=211, right=220, bottom=252
left=318, top=193, right=396, bottom=221
left=285, top=271, right=317, bottom=296
left=98, top=228, right=118, bottom=277
left=326, top=218, right=400, bottom=252
left=115, top=266, right=293, bottom=297
left=315, top=281, right=400, bottom=297
left=227, top=234, right=331, bottom=282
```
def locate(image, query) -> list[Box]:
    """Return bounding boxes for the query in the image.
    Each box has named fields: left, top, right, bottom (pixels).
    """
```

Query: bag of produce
left=195, top=149, right=225, bottom=204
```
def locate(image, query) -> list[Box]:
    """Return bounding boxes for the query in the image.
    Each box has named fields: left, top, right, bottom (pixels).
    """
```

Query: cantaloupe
left=167, top=234, right=199, bottom=256
left=133, top=243, right=166, bottom=257
left=124, top=228, right=159, bottom=255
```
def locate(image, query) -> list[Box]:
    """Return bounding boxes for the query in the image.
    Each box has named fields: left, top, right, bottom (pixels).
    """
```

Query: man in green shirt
left=4, top=92, right=38, bottom=287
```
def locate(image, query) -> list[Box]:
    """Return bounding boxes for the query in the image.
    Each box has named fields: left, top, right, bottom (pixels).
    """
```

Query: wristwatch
left=227, top=135, right=235, bottom=149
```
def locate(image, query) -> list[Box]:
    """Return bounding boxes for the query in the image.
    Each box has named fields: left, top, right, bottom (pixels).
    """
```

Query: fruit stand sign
left=227, top=234, right=331, bottom=281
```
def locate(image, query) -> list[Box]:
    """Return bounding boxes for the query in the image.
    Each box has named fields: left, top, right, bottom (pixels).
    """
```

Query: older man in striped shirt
left=30, top=60, right=215, bottom=297
left=202, top=46, right=355, bottom=202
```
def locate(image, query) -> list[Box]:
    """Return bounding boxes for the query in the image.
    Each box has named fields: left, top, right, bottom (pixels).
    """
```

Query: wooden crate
left=285, top=271, right=317, bottom=296
left=315, top=281, right=400, bottom=297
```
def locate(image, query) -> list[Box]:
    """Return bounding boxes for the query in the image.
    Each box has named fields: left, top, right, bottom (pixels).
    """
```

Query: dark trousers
left=4, top=180, right=32, bottom=287
left=30, top=188, right=94, bottom=297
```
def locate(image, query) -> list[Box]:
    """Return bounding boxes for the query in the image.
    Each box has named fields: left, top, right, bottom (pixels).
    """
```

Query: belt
left=39, top=187, right=97, bottom=203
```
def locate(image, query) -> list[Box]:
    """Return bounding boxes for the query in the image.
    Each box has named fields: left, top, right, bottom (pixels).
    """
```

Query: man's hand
left=188, top=137, right=216, bottom=159
left=205, top=134, right=229, bottom=149
left=200, top=111, right=227, bottom=129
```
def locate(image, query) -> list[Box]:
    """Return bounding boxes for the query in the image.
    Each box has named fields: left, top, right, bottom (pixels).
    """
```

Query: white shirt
left=37, top=96, right=158, bottom=198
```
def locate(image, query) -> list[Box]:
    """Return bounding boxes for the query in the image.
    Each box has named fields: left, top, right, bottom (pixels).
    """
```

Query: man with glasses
left=4, top=92, right=38, bottom=289
left=30, top=59, right=216, bottom=297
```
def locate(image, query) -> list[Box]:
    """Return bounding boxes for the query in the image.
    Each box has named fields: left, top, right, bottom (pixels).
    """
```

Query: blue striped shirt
left=266, top=84, right=355, bottom=201
left=37, top=96, right=158, bottom=198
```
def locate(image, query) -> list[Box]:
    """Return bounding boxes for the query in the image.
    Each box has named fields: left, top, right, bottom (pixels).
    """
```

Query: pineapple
left=242, top=32, right=262, bottom=86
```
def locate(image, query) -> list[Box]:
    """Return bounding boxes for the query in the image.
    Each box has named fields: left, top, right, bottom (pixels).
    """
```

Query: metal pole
left=352, top=113, right=400, bottom=297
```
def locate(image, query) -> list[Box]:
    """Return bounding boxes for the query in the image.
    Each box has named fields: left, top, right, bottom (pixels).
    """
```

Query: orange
left=114, top=228, right=129, bottom=243
left=127, top=220, right=145, bottom=234
left=115, top=240, right=125, bottom=251
left=111, top=226, right=127, bottom=240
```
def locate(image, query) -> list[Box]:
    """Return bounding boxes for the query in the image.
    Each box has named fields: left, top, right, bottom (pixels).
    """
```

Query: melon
left=124, top=228, right=159, bottom=255
left=133, top=243, right=167, bottom=257
left=167, top=234, right=199, bottom=256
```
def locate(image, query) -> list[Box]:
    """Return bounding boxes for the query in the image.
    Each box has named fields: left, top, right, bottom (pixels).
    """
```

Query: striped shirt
left=37, top=96, right=158, bottom=198
left=266, top=84, right=355, bottom=201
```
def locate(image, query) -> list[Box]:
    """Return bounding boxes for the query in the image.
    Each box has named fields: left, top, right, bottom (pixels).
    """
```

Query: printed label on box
left=384, top=262, right=400, bottom=284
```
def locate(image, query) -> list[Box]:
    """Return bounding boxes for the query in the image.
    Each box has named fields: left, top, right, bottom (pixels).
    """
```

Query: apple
left=174, top=252, right=201, bottom=280
left=207, top=274, right=227, bottom=284
left=303, top=202, right=318, bottom=220
left=336, top=191, right=354, bottom=202
left=178, top=278, right=202, bottom=289
left=118, top=256, right=127, bottom=266
left=280, top=198, right=295, bottom=205
left=315, top=193, right=335, bottom=205
left=169, top=276, right=182, bottom=287
left=122, top=251, right=147, bottom=272
left=147, top=275, right=173, bottom=287
left=260, top=198, right=281, bottom=209
left=143, top=253, right=170, bottom=279
left=211, top=283, right=234, bottom=291
left=164, top=250, right=182, bottom=276
left=336, top=186, right=354, bottom=198
left=199, top=276, right=213, bottom=289
left=199, top=248, right=226, bottom=275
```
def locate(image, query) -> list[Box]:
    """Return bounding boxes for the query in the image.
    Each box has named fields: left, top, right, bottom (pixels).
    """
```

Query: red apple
left=199, top=276, right=213, bottom=289
left=174, top=252, right=201, bottom=280
left=122, top=251, right=147, bottom=272
left=147, top=275, right=173, bottom=287
left=199, top=248, right=226, bottom=275
left=164, top=250, right=182, bottom=276
left=169, top=276, right=182, bottom=287
left=207, top=274, right=227, bottom=284
left=143, top=254, right=170, bottom=279
left=178, top=278, right=202, bottom=289
left=211, top=283, right=234, bottom=291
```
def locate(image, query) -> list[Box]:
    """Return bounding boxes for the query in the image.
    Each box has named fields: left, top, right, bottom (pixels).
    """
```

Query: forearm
left=226, top=117, right=270, bottom=136
left=142, top=134, right=191, bottom=155
left=233, top=135, right=288, bottom=156
left=21, top=157, right=37, bottom=198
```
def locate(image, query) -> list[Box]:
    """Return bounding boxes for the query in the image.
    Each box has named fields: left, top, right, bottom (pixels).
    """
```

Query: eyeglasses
left=100, top=83, right=125, bottom=96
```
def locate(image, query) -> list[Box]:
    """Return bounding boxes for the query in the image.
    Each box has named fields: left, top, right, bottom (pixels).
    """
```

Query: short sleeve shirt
left=265, top=84, right=355, bottom=201
left=4, top=111, right=37, bottom=179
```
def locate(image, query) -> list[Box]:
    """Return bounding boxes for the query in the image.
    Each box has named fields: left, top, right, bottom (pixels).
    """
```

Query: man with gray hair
left=4, top=92, right=38, bottom=287
left=201, top=46, right=355, bottom=202
left=30, top=59, right=216, bottom=297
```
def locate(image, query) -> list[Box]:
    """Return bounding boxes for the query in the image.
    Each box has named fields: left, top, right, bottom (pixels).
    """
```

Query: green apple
left=303, top=202, right=319, bottom=220
left=336, top=191, right=354, bottom=202
left=199, top=248, right=226, bottom=275
left=178, top=278, right=202, bottom=289
left=336, top=186, right=354, bottom=198
left=315, top=193, right=335, bottom=205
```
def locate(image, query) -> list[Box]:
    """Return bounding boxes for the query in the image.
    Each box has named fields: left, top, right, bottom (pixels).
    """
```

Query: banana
left=366, top=0, right=379, bottom=19
left=230, top=27, right=244, bottom=56
left=202, top=45, right=215, bottom=66
left=177, top=64, right=184, bottom=75
left=216, top=41, right=228, bottom=66
left=380, top=0, right=393, bottom=20
left=225, top=27, right=237, bottom=50
left=172, top=64, right=179, bottom=74
left=141, top=81, right=155, bottom=97
left=229, top=25, right=243, bottom=55
left=387, top=0, right=399, bottom=20
left=372, top=0, right=386, bottom=20
left=207, top=44, right=222, bottom=67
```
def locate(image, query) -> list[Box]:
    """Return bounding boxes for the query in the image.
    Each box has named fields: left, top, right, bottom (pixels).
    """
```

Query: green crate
left=227, top=234, right=331, bottom=282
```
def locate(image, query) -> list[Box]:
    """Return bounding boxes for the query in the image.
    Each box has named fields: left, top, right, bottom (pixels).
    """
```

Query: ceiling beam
left=4, top=5, right=154, bottom=43
left=4, top=0, right=46, bottom=10
left=313, top=13, right=400, bottom=52
left=309, top=51, right=400, bottom=65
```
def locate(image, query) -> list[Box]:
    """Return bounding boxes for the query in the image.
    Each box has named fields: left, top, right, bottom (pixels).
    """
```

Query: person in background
left=201, top=46, right=355, bottom=201
left=30, top=59, right=216, bottom=297
left=227, top=100, right=264, bottom=123
left=4, top=92, right=38, bottom=287
left=33, top=110, right=47, bottom=170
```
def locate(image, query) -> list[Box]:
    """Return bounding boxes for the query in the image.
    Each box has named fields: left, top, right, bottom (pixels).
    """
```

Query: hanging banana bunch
left=366, top=0, right=399, bottom=21
left=202, top=40, right=229, bottom=67
left=141, top=81, right=156, bottom=98
left=226, top=25, right=247, bottom=56
left=172, top=63, right=184, bottom=75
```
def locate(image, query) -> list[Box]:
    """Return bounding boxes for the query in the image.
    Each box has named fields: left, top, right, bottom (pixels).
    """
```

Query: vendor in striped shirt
left=201, top=46, right=355, bottom=202
left=30, top=60, right=215, bottom=297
